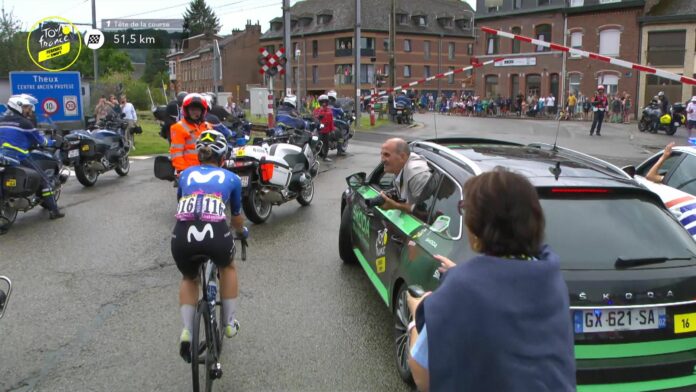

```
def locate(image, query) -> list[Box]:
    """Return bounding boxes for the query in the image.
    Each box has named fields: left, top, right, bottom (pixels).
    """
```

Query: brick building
left=638, top=0, right=696, bottom=109
left=259, top=0, right=475, bottom=98
left=168, top=22, right=263, bottom=99
left=474, top=0, right=642, bottom=108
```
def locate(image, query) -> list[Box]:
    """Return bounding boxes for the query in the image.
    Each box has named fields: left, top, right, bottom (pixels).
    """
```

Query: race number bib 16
left=176, top=193, right=226, bottom=222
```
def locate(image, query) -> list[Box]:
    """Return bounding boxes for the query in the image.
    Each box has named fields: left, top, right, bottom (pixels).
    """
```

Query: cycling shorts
left=171, top=220, right=235, bottom=279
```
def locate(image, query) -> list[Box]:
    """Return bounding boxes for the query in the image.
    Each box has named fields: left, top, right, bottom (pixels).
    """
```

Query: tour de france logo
left=26, top=16, right=82, bottom=72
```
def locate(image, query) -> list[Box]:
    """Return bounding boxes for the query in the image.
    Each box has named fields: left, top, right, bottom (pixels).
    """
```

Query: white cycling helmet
left=283, top=94, right=297, bottom=108
left=318, top=94, right=329, bottom=103
left=196, top=129, right=228, bottom=159
left=7, top=94, right=38, bottom=114
left=327, top=90, right=338, bottom=100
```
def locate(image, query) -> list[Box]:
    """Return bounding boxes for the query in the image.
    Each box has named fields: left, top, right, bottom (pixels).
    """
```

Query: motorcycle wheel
left=0, top=202, right=18, bottom=233
left=666, top=125, right=677, bottom=136
left=242, top=189, right=272, bottom=224
left=297, top=180, right=314, bottom=206
left=75, top=163, right=99, bottom=187
left=638, top=117, right=648, bottom=132
left=115, top=155, right=130, bottom=177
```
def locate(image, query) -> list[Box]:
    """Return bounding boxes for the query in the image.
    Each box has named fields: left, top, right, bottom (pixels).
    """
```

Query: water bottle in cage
left=208, top=280, right=218, bottom=303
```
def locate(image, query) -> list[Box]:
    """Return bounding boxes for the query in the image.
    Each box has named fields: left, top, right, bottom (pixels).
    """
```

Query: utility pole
left=354, top=0, right=362, bottom=124
left=91, top=0, right=98, bottom=84
left=560, top=10, right=568, bottom=109
left=389, top=0, right=396, bottom=88
left=282, top=0, right=292, bottom=95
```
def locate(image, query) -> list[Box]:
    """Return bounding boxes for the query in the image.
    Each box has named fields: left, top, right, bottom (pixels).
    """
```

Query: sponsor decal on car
left=376, top=227, right=388, bottom=257
left=376, top=256, right=386, bottom=273
left=352, top=207, right=370, bottom=246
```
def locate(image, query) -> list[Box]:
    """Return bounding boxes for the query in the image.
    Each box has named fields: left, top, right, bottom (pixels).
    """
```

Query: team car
left=339, top=138, right=696, bottom=391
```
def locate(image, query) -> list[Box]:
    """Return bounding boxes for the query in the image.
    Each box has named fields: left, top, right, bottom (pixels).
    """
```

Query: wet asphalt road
left=0, top=114, right=671, bottom=391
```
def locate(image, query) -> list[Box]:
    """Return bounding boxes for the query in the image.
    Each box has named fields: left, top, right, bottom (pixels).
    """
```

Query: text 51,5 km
left=113, top=33, right=155, bottom=46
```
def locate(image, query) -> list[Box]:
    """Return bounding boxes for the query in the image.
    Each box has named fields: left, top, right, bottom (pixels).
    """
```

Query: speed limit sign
left=42, top=98, right=59, bottom=115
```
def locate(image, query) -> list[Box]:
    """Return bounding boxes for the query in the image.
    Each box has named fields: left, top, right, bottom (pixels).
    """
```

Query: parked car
left=340, top=138, right=696, bottom=390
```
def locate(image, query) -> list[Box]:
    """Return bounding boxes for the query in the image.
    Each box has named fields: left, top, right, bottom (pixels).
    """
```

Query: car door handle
left=391, top=234, right=404, bottom=244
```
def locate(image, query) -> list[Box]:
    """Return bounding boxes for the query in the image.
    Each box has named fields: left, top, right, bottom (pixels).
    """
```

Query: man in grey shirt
left=380, top=138, right=432, bottom=213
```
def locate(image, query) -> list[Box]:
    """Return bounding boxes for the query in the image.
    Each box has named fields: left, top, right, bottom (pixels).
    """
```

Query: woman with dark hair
left=406, top=167, right=576, bottom=392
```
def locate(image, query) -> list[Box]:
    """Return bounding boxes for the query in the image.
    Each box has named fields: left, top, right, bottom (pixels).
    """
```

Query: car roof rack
left=423, top=137, right=524, bottom=147
left=411, top=140, right=483, bottom=175
left=527, top=142, right=632, bottom=180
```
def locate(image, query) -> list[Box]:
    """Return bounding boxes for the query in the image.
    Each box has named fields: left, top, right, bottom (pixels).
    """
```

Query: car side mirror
left=431, top=215, right=451, bottom=235
left=622, top=165, right=636, bottom=178
left=346, top=172, right=366, bottom=188
left=154, top=156, right=176, bottom=181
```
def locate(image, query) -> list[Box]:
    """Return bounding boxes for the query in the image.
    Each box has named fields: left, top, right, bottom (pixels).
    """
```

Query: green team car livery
left=339, top=138, right=696, bottom=391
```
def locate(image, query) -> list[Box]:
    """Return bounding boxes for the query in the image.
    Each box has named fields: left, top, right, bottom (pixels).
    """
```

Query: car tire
left=338, top=206, right=357, bottom=264
left=393, top=283, right=415, bottom=385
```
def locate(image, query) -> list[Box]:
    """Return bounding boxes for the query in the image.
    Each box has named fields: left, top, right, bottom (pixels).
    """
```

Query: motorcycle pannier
left=258, top=156, right=291, bottom=188
left=660, top=114, right=672, bottom=125
left=1, top=166, right=42, bottom=197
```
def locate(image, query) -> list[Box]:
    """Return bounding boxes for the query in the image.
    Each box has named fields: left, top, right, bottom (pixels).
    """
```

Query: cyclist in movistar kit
left=172, top=129, right=248, bottom=363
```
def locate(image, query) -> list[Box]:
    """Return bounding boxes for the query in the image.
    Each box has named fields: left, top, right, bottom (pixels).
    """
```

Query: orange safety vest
left=169, top=119, right=210, bottom=172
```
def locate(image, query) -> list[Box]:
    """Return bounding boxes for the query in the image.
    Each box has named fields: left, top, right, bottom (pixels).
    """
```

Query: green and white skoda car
left=339, top=138, right=696, bottom=391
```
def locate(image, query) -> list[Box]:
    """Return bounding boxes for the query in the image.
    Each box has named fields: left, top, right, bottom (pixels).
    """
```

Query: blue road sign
left=9, top=71, right=83, bottom=123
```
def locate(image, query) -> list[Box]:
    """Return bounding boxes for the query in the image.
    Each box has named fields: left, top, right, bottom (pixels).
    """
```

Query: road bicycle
left=190, top=237, right=247, bottom=392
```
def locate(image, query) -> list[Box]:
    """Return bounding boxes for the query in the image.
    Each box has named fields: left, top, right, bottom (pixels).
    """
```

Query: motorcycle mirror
left=621, top=165, right=636, bottom=178
left=154, top=156, right=176, bottom=181
left=346, top=172, right=366, bottom=188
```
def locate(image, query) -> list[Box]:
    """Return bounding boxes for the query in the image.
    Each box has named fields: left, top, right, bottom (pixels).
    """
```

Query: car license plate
left=397, top=110, right=403, bottom=114
left=68, top=149, right=79, bottom=158
left=674, top=312, right=696, bottom=334
left=573, top=307, right=666, bottom=334
left=239, top=176, right=249, bottom=187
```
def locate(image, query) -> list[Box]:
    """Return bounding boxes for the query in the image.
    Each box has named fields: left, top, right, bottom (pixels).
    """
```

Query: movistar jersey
left=176, top=165, right=242, bottom=222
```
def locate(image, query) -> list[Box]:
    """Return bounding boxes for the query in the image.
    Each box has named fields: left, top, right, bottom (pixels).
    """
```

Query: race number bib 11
left=176, top=193, right=226, bottom=222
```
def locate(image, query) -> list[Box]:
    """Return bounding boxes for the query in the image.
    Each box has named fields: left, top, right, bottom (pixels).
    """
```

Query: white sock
left=222, top=298, right=238, bottom=326
left=180, top=304, right=195, bottom=332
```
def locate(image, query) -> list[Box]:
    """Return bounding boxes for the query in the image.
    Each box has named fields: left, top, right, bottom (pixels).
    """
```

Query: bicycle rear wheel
left=191, top=301, right=214, bottom=392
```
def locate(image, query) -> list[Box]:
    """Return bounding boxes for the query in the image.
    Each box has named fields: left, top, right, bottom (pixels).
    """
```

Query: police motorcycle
left=325, top=92, right=355, bottom=154
left=0, top=136, right=69, bottom=233
left=224, top=123, right=322, bottom=224
left=638, top=97, right=686, bottom=136
left=394, top=94, right=414, bottom=125
left=60, top=112, right=131, bottom=187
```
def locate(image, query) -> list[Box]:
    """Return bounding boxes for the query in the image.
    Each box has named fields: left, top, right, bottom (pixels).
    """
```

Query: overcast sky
left=6, top=0, right=475, bottom=34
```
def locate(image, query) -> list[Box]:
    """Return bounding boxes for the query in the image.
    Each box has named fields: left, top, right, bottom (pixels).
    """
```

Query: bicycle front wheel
left=191, top=301, right=213, bottom=392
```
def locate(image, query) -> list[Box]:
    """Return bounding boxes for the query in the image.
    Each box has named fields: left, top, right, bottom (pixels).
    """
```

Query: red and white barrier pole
left=369, top=57, right=508, bottom=100
left=267, top=77, right=275, bottom=128
left=480, top=26, right=696, bottom=86
left=370, top=88, right=376, bottom=126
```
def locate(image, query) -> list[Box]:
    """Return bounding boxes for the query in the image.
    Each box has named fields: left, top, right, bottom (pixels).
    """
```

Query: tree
left=0, top=9, right=37, bottom=76
left=141, top=48, right=168, bottom=85
left=51, top=47, right=134, bottom=79
left=183, top=0, right=221, bottom=36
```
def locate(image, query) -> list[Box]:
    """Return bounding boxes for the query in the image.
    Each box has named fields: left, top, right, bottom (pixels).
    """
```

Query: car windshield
left=541, top=195, right=696, bottom=270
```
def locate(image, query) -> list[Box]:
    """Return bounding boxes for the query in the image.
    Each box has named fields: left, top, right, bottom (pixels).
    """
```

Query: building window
left=312, top=65, right=318, bottom=84
left=599, top=0, right=620, bottom=3
left=510, top=74, right=519, bottom=97
left=361, top=37, right=375, bottom=49
left=570, top=0, right=584, bottom=6
left=335, top=64, right=353, bottom=85
left=467, top=43, right=473, bottom=55
left=514, top=0, right=522, bottom=9
left=568, top=74, right=581, bottom=95
left=312, top=40, right=318, bottom=58
left=647, top=30, right=686, bottom=67
left=535, top=24, right=551, bottom=52
left=485, top=75, right=499, bottom=97
left=424, top=65, right=431, bottom=78
left=486, top=33, right=498, bottom=55
left=383, top=38, right=389, bottom=51
left=448, top=42, right=455, bottom=60
left=360, top=64, right=375, bottom=84
left=448, top=66, right=455, bottom=84
left=599, top=29, right=620, bottom=57
left=646, top=74, right=681, bottom=107
left=404, top=65, right=411, bottom=78
left=511, top=27, right=521, bottom=53
left=317, top=15, right=332, bottom=25
left=526, top=74, right=541, bottom=97
left=404, top=39, right=412, bottom=52
left=414, top=16, right=427, bottom=27
left=397, top=14, right=408, bottom=25
left=538, top=0, right=550, bottom=5
left=599, top=74, right=619, bottom=96
left=383, top=64, right=390, bottom=76
left=336, top=37, right=353, bottom=57
left=485, top=0, right=502, bottom=12
left=424, top=40, right=431, bottom=60
left=570, top=31, right=582, bottom=57
left=550, top=73, right=559, bottom=101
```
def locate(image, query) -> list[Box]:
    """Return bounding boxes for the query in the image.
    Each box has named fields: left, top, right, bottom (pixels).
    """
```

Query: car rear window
left=541, top=195, right=696, bottom=270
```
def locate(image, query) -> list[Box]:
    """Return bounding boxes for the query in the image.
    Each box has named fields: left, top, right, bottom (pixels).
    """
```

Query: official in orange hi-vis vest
left=169, top=93, right=212, bottom=172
